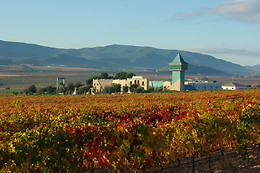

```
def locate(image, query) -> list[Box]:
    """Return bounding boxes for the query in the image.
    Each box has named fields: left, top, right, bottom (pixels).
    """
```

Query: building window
left=130, top=81, right=132, bottom=85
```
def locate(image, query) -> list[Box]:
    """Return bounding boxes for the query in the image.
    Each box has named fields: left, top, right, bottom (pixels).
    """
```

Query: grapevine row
left=0, top=89, right=259, bottom=172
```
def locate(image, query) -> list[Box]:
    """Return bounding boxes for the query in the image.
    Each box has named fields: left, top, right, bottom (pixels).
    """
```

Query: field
left=0, top=65, right=105, bottom=89
left=0, top=89, right=259, bottom=172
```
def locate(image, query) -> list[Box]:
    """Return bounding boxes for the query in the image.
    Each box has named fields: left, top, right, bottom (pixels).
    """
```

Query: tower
left=56, top=78, right=66, bottom=92
left=168, top=53, right=188, bottom=91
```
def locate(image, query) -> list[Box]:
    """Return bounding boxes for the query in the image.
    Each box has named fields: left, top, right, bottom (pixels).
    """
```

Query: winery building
left=92, top=53, right=226, bottom=93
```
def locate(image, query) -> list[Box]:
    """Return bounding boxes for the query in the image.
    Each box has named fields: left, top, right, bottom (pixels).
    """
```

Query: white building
left=222, top=83, right=247, bottom=90
left=185, top=81, right=222, bottom=90
left=126, top=76, right=149, bottom=90
left=93, top=79, right=113, bottom=93
left=92, top=76, right=149, bottom=93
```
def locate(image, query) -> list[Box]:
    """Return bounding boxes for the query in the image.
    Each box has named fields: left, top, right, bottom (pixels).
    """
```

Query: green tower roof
left=169, top=53, right=188, bottom=71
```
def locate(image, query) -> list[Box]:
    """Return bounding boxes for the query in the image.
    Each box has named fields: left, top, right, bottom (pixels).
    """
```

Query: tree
left=23, top=89, right=29, bottom=95
left=126, top=72, right=135, bottom=78
left=38, top=86, right=56, bottom=95
left=67, top=83, right=75, bottom=95
left=100, top=72, right=109, bottom=79
left=86, top=76, right=98, bottom=86
left=104, top=86, right=115, bottom=94
left=155, top=86, right=163, bottom=92
left=78, top=86, right=91, bottom=94
left=38, top=87, right=47, bottom=94
left=113, top=84, right=121, bottom=93
left=75, top=82, right=83, bottom=89
left=104, top=84, right=121, bottom=94
left=135, top=86, right=145, bottom=93
left=28, top=85, right=37, bottom=95
left=115, top=72, right=135, bottom=79
left=123, top=85, right=128, bottom=93
left=58, top=86, right=67, bottom=95
left=86, top=78, right=93, bottom=86
left=46, top=86, right=56, bottom=94
left=130, top=84, right=138, bottom=93
left=115, top=72, right=127, bottom=79
left=146, top=86, right=154, bottom=93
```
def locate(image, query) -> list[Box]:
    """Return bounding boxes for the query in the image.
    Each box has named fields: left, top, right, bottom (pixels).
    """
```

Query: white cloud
left=170, top=0, right=260, bottom=22
left=186, top=47, right=260, bottom=57
left=208, top=0, right=260, bottom=22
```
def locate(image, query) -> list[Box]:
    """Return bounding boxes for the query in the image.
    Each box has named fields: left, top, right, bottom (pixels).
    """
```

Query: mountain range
left=0, top=40, right=259, bottom=75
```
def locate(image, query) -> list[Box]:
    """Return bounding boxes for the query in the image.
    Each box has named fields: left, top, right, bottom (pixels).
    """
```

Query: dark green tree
left=78, top=86, right=91, bottom=94
left=23, top=89, right=29, bottom=95
left=86, top=76, right=98, bottom=86
left=67, top=83, right=75, bottom=95
left=113, top=84, right=121, bottom=93
left=146, top=86, right=154, bottom=93
left=126, top=72, right=135, bottom=78
left=58, top=86, right=67, bottom=94
left=115, top=72, right=127, bottom=79
left=75, top=82, right=83, bottom=89
left=115, top=72, right=135, bottom=79
left=28, top=85, right=37, bottom=95
left=135, top=86, right=145, bottom=93
left=123, top=85, right=128, bottom=93
left=104, top=86, right=115, bottom=94
left=104, top=84, right=121, bottom=94
left=100, top=72, right=109, bottom=79
left=38, top=87, right=47, bottom=94
left=155, top=86, right=163, bottom=92
left=129, top=84, right=138, bottom=93
left=46, top=86, right=56, bottom=94
left=38, top=86, right=56, bottom=95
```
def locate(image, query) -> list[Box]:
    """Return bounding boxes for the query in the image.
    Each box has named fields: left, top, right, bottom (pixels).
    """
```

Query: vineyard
left=0, top=89, right=259, bottom=172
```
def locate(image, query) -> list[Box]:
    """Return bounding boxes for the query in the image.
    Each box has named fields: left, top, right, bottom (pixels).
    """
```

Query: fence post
left=177, top=159, right=181, bottom=172
left=257, top=144, right=260, bottom=160
left=192, top=154, right=195, bottom=173
left=220, top=149, right=225, bottom=172
left=208, top=154, right=212, bottom=173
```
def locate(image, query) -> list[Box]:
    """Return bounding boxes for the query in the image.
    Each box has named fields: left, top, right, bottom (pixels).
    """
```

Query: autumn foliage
left=0, top=89, right=259, bottom=172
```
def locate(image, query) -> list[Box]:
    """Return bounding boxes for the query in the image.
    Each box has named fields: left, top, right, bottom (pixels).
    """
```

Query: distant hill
left=245, top=65, right=260, bottom=72
left=0, top=40, right=62, bottom=58
left=0, top=40, right=255, bottom=75
left=159, top=64, right=228, bottom=75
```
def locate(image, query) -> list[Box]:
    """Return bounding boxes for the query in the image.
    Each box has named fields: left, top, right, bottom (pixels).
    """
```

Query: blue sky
left=1, top=0, right=260, bottom=66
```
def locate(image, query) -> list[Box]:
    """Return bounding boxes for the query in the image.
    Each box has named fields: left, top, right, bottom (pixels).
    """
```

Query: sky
left=0, top=0, right=260, bottom=66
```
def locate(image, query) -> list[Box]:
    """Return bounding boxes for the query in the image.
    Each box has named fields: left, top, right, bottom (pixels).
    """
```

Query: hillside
left=245, top=65, right=260, bottom=72
left=0, top=40, right=254, bottom=75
